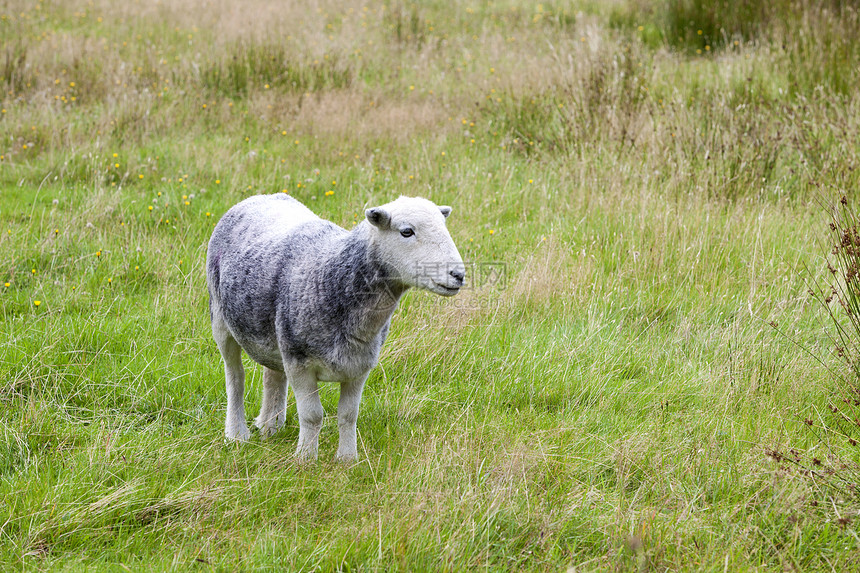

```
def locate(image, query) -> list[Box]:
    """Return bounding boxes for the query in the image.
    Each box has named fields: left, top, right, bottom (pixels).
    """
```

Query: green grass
left=2, top=0, right=860, bottom=570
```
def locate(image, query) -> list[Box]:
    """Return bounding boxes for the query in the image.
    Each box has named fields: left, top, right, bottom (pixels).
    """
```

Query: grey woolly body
left=208, top=195, right=404, bottom=382
left=206, top=193, right=464, bottom=461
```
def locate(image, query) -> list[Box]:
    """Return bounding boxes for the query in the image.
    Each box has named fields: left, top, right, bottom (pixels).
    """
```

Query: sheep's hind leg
left=336, top=375, right=368, bottom=462
left=213, top=320, right=249, bottom=441
left=288, top=367, right=324, bottom=461
left=255, top=367, right=288, bottom=437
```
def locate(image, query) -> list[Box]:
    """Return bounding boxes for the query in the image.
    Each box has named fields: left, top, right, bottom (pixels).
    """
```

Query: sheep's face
left=366, top=197, right=465, bottom=296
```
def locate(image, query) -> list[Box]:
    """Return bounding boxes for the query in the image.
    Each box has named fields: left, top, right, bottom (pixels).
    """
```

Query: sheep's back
left=206, top=195, right=346, bottom=369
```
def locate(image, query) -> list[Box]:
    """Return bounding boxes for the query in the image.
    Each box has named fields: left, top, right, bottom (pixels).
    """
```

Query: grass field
left=3, top=0, right=860, bottom=570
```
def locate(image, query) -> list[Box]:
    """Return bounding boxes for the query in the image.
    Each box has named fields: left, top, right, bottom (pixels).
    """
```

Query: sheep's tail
left=206, top=250, right=222, bottom=323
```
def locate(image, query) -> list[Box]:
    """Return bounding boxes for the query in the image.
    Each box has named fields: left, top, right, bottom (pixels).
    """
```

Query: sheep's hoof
left=335, top=452, right=359, bottom=463
left=256, top=425, right=279, bottom=439
left=225, top=425, right=251, bottom=442
left=294, top=447, right=318, bottom=463
left=254, top=415, right=284, bottom=438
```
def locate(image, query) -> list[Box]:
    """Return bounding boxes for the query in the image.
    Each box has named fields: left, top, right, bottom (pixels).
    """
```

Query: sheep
left=206, top=194, right=465, bottom=461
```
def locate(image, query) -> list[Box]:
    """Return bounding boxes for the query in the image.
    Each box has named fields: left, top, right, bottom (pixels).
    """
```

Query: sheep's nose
left=449, top=268, right=465, bottom=284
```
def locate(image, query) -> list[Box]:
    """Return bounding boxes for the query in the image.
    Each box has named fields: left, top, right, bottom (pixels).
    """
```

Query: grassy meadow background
left=3, top=0, right=860, bottom=570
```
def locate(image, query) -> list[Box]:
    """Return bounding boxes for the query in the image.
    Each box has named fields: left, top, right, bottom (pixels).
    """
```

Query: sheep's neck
left=350, top=282, right=405, bottom=345
left=328, top=227, right=408, bottom=346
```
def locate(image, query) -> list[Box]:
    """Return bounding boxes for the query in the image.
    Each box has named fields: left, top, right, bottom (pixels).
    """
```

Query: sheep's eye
left=400, top=228, right=415, bottom=238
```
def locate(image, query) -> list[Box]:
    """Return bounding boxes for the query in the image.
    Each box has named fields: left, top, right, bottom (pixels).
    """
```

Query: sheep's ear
left=438, top=206, right=452, bottom=218
left=365, top=207, right=391, bottom=228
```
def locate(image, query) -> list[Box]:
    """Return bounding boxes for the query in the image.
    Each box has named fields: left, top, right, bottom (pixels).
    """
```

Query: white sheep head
left=365, top=196, right=465, bottom=296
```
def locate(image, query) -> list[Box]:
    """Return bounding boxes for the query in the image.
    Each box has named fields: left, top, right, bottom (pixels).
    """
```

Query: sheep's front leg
left=336, top=376, right=367, bottom=462
left=289, top=368, right=324, bottom=461
left=213, top=322, right=249, bottom=442
left=255, top=367, right=288, bottom=437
